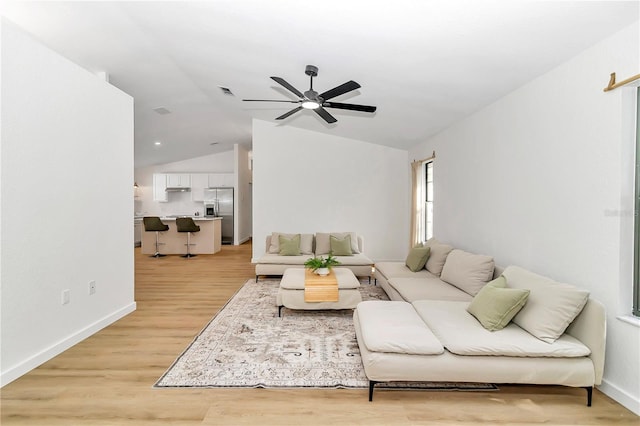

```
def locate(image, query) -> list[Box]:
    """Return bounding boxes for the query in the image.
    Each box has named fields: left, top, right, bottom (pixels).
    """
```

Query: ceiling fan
left=242, top=65, right=377, bottom=124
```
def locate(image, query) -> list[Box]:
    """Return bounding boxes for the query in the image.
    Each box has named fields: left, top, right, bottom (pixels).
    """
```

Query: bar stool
left=176, top=217, right=200, bottom=258
left=143, top=216, right=169, bottom=257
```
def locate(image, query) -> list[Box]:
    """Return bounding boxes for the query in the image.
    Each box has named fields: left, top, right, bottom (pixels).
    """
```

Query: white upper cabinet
left=208, top=173, right=234, bottom=188
left=166, top=173, right=191, bottom=188
left=190, top=173, right=208, bottom=202
left=153, top=173, right=168, bottom=202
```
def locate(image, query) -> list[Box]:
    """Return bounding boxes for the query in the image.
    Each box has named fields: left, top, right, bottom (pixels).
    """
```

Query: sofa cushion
left=440, top=249, right=495, bottom=296
left=413, top=300, right=590, bottom=357
left=269, top=233, right=314, bottom=255
left=388, top=277, right=473, bottom=302
left=330, top=234, right=353, bottom=256
left=278, top=234, right=301, bottom=256
left=467, top=276, right=530, bottom=331
left=503, top=266, right=590, bottom=344
left=316, top=232, right=360, bottom=255
left=356, top=301, right=444, bottom=355
left=424, top=239, right=453, bottom=276
left=405, top=246, right=431, bottom=272
left=375, top=262, right=432, bottom=280
left=332, top=253, right=373, bottom=266
left=256, top=253, right=309, bottom=265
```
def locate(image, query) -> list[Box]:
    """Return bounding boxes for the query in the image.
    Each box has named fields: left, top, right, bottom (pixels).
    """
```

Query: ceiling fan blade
left=314, top=107, right=337, bottom=124
left=319, top=80, right=361, bottom=101
left=323, top=102, right=377, bottom=113
left=242, top=99, right=299, bottom=103
left=271, top=77, right=304, bottom=98
left=275, top=106, right=303, bottom=120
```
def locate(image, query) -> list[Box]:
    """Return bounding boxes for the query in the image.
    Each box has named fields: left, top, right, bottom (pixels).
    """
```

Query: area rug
left=154, top=278, right=497, bottom=392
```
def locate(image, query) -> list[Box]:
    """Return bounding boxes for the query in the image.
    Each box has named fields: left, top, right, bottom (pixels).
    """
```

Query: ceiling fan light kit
left=243, top=65, right=377, bottom=124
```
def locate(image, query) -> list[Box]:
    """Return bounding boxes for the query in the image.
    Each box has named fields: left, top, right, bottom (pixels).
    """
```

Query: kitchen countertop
left=160, top=216, right=222, bottom=221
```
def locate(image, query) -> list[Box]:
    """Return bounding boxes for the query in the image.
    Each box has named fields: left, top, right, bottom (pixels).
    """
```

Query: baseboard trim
left=598, top=378, right=640, bottom=415
left=0, top=302, right=137, bottom=387
left=238, top=236, right=251, bottom=244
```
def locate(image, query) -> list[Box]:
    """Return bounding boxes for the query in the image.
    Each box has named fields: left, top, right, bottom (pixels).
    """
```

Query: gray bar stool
left=143, top=216, right=169, bottom=257
left=176, top=217, right=200, bottom=258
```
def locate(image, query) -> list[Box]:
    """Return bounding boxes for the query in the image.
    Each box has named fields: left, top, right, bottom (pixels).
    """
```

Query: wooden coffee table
left=277, top=268, right=362, bottom=317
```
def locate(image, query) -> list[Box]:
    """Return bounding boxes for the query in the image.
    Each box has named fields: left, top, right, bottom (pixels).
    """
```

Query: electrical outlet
left=89, top=280, right=96, bottom=295
left=62, top=289, right=70, bottom=305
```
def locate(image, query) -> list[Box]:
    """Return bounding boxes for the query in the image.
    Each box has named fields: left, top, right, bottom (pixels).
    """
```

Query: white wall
left=252, top=119, right=409, bottom=262
left=409, top=22, right=640, bottom=414
left=234, top=144, right=252, bottom=244
left=1, top=20, right=135, bottom=385
left=134, top=150, right=234, bottom=217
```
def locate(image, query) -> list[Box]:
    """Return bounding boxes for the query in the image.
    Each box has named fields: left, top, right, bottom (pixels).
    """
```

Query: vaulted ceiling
left=2, top=1, right=638, bottom=167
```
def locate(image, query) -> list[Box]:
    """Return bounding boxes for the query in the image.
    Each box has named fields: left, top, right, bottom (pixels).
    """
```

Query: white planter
left=316, top=267, right=330, bottom=276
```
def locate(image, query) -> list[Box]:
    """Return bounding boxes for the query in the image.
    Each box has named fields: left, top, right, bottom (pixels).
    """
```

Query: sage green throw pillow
left=467, top=276, right=530, bottom=331
left=405, top=246, right=431, bottom=272
left=279, top=234, right=301, bottom=256
left=330, top=235, right=353, bottom=256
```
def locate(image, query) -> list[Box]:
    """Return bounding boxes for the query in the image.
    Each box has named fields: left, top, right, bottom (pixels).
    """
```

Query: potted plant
left=304, top=253, right=341, bottom=276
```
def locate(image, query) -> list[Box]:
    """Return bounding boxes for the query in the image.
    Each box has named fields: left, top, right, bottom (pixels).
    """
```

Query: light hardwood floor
left=1, top=241, right=638, bottom=425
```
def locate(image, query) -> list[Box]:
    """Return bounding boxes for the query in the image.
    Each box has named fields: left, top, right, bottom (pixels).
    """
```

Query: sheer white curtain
left=410, top=160, right=424, bottom=248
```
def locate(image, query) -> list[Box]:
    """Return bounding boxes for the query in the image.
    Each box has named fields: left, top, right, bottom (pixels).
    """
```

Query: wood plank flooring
left=1, top=241, right=638, bottom=425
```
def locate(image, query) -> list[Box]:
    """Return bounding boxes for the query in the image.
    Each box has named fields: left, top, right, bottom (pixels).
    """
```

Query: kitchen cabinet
left=166, top=173, right=191, bottom=188
left=134, top=219, right=142, bottom=247
left=190, top=173, right=208, bottom=202
left=141, top=217, right=222, bottom=254
left=208, top=173, right=234, bottom=188
left=153, top=173, right=168, bottom=202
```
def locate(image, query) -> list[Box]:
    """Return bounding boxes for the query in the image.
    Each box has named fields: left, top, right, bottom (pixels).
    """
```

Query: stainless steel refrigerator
left=204, top=187, right=234, bottom=244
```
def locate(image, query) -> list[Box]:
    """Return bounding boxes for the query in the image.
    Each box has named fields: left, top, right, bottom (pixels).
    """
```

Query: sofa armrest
left=357, top=235, right=364, bottom=253
left=565, top=298, right=606, bottom=385
left=265, top=234, right=272, bottom=252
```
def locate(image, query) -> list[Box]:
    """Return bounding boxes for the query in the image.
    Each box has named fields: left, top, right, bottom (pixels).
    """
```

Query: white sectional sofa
left=255, top=232, right=374, bottom=281
left=355, top=239, right=605, bottom=406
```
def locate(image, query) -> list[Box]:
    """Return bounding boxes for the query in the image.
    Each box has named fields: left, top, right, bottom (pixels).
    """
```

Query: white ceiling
left=2, top=1, right=638, bottom=167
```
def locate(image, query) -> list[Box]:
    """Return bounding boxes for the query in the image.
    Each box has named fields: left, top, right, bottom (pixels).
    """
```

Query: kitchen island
left=141, top=217, right=222, bottom=255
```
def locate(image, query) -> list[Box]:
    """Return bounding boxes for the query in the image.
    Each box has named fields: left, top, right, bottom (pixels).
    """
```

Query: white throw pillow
left=315, top=232, right=360, bottom=254
left=269, top=233, right=314, bottom=255
left=440, top=249, right=495, bottom=296
left=502, top=266, right=590, bottom=344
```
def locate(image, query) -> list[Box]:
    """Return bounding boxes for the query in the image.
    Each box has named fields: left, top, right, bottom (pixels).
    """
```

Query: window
left=411, top=154, right=435, bottom=246
left=424, top=161, right=434, bottom=241
left=634, top=87, right=640, bottom=317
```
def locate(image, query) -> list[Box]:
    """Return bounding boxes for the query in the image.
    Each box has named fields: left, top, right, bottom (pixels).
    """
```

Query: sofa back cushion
left=316, top=232, right=360, bottom=254
left=440, top=249, right=495, bottom=296
left=423, top=239, right=453, bottom=276
left=269, top=232, right=314, bottom=255
left=502, top=266, right=590, bottom=343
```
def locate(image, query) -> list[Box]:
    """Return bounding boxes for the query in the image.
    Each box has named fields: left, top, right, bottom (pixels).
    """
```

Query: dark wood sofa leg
left=255, top=275, right=259, bottom=283
left=369, top=381, right=379, bottom=401
left=584, top=386, right=593, bottom=407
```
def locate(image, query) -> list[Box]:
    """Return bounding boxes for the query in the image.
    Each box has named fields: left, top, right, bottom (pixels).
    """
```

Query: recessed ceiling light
left=154, top=141, right=162, bottom=146
left=218, top=86, right=234, bottom=96
left=153, top=107, right=171, bottom=115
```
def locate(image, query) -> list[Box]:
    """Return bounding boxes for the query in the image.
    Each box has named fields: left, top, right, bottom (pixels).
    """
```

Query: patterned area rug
left=154, top=278, right=497, bottom=391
